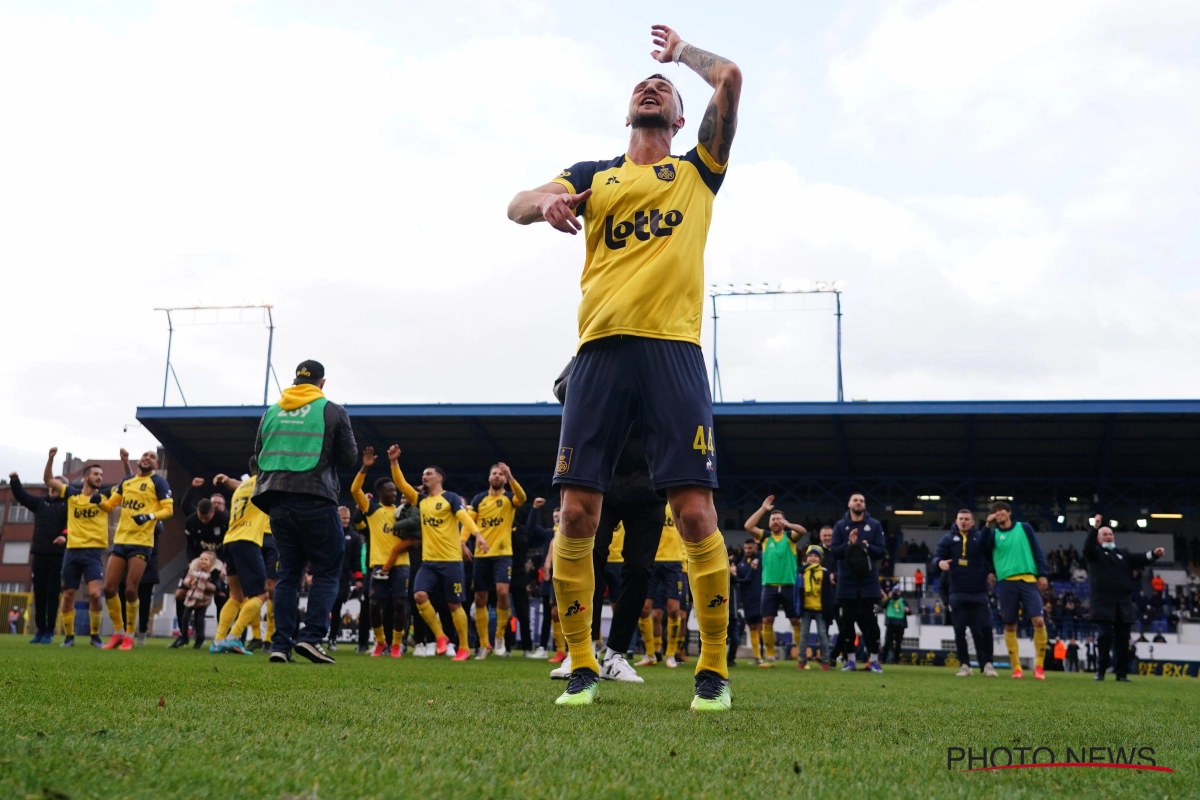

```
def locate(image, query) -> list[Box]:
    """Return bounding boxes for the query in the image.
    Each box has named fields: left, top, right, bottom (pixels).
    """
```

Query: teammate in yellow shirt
left=388, top=445, right=481, bottom=662
left=209, top=460, right=271, bottom=655
left=508, top=24, right=741, bottom=710
left=99, top=450, right=174, bottom=650
left=47, top=457, right=121, bottom=647
left=352, top=446, right=419, bottom=658
left=637, top=504, right=686, bottom=668
left=468, top=463, right=526, bottom=659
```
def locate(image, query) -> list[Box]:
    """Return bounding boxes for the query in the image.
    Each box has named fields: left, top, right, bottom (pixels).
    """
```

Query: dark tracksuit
left=526, top=506, right=556, bottom=650
left=590, top=429, right=664, bottom=654
left=830, top=512, right=886, bottom=658
left=935, top=527, right=995, bottom=667
left=1084, top=532, right=1160, bottom=678
left=330, top=525, right=363, bottom=643
left=509, top=519, right=532, bottom=650
left=9, top=477, right=67, bottom=637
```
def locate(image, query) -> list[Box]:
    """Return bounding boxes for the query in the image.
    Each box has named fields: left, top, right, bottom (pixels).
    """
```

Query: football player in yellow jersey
left=508, top=24, right=740, bottom=710
left=468, top=462, right=526, bottom=659
left=208, top=460, right=271, bottom=655
left=352, top=446, right=419, bottom=659
left=98, top=450, right=174, bottom=650
left=387, top=445, right=481, bottom=662
left=637, top=504, right=686, bottom=668
left=47, top=458, right=121, bottom=648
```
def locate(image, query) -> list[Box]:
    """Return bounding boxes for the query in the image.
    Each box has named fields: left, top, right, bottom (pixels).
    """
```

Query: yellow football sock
left=1033, top=625, right=1048, bottom=669
left=105, top=595, right=124, bottom=634
left=62, top=608, right=76, bottom=636
left=666, top=616, right=681, bottom=658
left=749, top=627, right=761, bottom=658
left=551, top=534, right=600, bottom=674
left=416, top=600, right=445, bottom=639
left=764, top=626, right=777, bottom=659
left=264, top=600, right=275, bottom=642
left=451, top=607, right=469, bottom=651
left=552, top=619, right=565, bottom=654
left=475, top=606, right=491, bottom=648
left=1005, top=629, right=1020, bottom=670
left=373, top=625, right=386, bottom=645
left=639, top=616, right=655, bottom=654
left=125, top=599, right=139, bottom=635
left=683, top=531, right=731, bottom=679
left=229, top=596, right=263, bottom=640
left=653, top=634, right=663, bottom=655
left=89, top=609, right=102, bottom=636
left=216, top=599, right=241, bottom=640
left=791, top=621, right=802, bottom=659
left=390, top=627, right=402, bottom=647
left=495, top=606, right=510, bottom=640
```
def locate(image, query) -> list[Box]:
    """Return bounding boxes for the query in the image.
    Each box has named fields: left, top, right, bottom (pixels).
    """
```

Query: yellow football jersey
left=110, top=473, right=174, bottom=547
left=608, top=522, right=625, bottom=563
left=61, top=485, right=119, bottom=549
left=470, top=482, right=526, bottom=557
left=656, top=503, right=684, bottom=563
left=364, top=504, right=406, bottom=567
left=551, top=144, right=726, bottom=347
left=225, top=476, right=268, bottom=547
left=417, top=491, right=471, bottom=562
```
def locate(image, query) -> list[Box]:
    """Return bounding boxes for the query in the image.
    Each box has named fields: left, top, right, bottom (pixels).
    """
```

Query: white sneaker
left=550, top=653, right=573, bottom=679
left=635, top=653, right=657, bottom=667
left=445, top=643, right=457, bottom=658
left=956, top=664, right=972, bottom=677
left=601, top=652, right=645, bottom=683
left=494, top=639, right=507, bottom=657
left=983, top=662, right=999, bottom=677
left=528, top=646, right=548, bottom=659
left=475, top=647, right=489, bottom=660
left=665, top=655, right=679, bottom=668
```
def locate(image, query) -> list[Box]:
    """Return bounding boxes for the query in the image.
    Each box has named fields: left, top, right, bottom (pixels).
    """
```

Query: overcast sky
left=2, top=0, right=1197, bottom=478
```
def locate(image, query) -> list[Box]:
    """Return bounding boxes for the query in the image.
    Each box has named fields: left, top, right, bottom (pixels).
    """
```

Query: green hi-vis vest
left=992, top=522, right=1037, bottom=581
left=258, top=398, right=328, bottom=472
left=761, top=534, right=798, bottom=585
left=886, top=597, right=907, bottom=621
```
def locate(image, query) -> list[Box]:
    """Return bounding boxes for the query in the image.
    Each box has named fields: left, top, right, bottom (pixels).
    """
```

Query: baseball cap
left=294, top=360, right=325, bottom=385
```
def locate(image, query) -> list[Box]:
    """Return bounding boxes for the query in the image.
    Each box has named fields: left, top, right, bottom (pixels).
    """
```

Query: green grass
left=0, top=636, right=1197, bottom=799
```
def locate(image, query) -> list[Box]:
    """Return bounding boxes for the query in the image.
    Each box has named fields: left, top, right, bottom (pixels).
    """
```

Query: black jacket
left=252, top=399, right=357, bottom=509
left=9, top=476, right=67, bottom=556
left=934, top=527, right=993, bottom=601
left=183, top=509, right=229, bottom=562
left=340, top=525, right=364, bottom=583
left=830, top=512, right=887, bottom=600
left=1084, top=532, right=1158, bottom=623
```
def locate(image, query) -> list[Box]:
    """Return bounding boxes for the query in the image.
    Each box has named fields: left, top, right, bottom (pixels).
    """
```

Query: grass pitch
left=0, top=636, right=1196, bottom=799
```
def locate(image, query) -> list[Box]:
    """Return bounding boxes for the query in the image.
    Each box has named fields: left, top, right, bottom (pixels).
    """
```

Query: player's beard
left=630, top=108, right=672, bottom=130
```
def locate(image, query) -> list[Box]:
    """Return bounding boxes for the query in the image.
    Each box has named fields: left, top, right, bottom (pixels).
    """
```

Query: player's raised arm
left=507, top=181, right=592, bottom=234
left=651, top=24, right=741, bottom=164
left=743, top=495, right=773, bottom=538
left=387, top=445, right=419, bottom=506
left=350, top=447, right=374, bottom=513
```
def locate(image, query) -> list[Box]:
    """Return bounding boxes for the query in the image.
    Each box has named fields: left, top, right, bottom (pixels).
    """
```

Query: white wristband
left=672, top=41, right=689, bottom=63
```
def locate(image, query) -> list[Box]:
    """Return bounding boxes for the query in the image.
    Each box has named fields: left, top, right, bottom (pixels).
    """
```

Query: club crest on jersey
left=435, top=502, right=443, bottom=510
left=654, top=164, right=675, bottom=181
left=496, top=499, right=503, bottom=508
left=556, top=447, right=573, bottom=476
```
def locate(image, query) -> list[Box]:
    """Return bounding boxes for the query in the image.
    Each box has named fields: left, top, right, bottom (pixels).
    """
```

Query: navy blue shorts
left=414, top=561, right=466, bottom=605
left=761, top=584, right=797, bottom=619
left=111, top=544, right=153, bottom=562
left=370, top=565, right=410, bottom=602
left=473, top=556, right=513, bottom=591
left=739, top=593, right=762, bottom=622
left=996, top=580, right=1043, bottom=625
left=650, top=561, right=684, bottom=609
left=554, top=336, right=717, bottom=492
left=225, top=540, right=268, bottom=598
left=680, top=574, right=692, bottom=611
left=261, top=534, right=279, bottom=581
left=62, top=548, right=104, bottom=588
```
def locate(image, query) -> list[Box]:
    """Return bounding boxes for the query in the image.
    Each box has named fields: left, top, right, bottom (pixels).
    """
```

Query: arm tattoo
left=697, top=101, right=718, bottom=149
left=680, top=44, right=739, bottom=161
left=678, top=44, right=731, bottom=87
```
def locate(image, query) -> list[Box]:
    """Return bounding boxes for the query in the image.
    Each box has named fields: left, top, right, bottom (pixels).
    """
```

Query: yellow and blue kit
left=60, top=485, right=120, bottom=586
left=650, top=504, right=685, bottom=609
left=108, top=473, right=173, bottom=562
left=469, top=482, right=526, bottom=590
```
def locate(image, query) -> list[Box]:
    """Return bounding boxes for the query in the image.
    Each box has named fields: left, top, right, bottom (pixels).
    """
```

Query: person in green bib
left=980, top=500, right=1050, bottom=680
left=743, top=495, right=806, bottom=664
left=252, top=360, right=357, bottom=665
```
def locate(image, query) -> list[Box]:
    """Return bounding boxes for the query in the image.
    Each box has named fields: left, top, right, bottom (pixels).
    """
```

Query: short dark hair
left=769, top=509, right=785, bottom=517
left=427, top=466, right=446, bottom=480
left=82, top=463, right=102, bottom=476
left=374, top=477, right=395, bottom=493
left=197, top=498, right=213, bottom=515
left=990, top=500, right=1012, bottom=513
left=820, top=525, right=834, bottom=532
left=957, top=508, right=974, bottom=516
left=744, top=538, right=756, bottom=545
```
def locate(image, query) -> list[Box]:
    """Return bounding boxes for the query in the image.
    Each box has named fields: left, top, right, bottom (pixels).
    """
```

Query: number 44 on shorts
left=692, top=426, right=715, bottom=455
